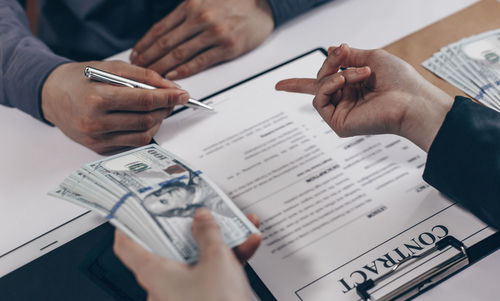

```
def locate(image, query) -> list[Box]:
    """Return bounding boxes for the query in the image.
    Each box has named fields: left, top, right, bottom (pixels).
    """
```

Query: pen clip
left=85, top=69, right=135, bottom=89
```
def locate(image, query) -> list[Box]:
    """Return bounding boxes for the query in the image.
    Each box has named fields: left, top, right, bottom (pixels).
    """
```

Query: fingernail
left=357, top=66, right=370, bottom=73
left=178, top=92, right=190, bottom=103
left=195, top=207, right=212, bottom=220
left=164, top=77, right=181, bottom=88
left=166, top=70, right=178, bottom=79
left=333, top=44, right=344, bottom=56
left=130, top=50, right=138, bottom=62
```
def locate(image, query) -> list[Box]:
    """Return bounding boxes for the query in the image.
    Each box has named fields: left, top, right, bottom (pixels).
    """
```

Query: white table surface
left=2, top=0, right=497, bottom=299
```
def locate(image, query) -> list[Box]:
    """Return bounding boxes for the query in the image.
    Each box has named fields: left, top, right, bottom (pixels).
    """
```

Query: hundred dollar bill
left=50, top=180, right=166, bottom=255
left=51, top=144, right=258, bottom=263
left=422, top=28, right=500, bottom=112
left=455, top=29, right=500, bottom=107
left=49, top=187, right=158, bottom=253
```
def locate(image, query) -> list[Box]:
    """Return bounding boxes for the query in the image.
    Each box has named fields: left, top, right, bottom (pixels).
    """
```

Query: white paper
left=155, top=50, right=492, bottom=300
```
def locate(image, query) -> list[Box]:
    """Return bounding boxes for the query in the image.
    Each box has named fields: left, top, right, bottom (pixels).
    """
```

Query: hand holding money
left=114, top=209, right=260, bottom=301
left=50, top=144, right=259, bottom=263
left=276, top=44, right=453, bottom=152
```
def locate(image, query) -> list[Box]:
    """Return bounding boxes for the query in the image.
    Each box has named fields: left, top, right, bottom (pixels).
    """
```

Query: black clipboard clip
left=356, top=236, right=469, bottom=301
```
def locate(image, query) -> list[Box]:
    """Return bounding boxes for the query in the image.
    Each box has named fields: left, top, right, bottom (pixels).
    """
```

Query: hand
left=41, top=61, right=189, bottom=154
left=130, top=0, right=274, bottom=79
left=114, top=208, right=262, bottom=301
left=276, top=44, right=454, bottom=152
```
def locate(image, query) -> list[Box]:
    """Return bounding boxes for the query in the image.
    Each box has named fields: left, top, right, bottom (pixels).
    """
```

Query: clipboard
left=153, top=46, right=500, bottom=300
left=355, top=234, right=500, bottom=301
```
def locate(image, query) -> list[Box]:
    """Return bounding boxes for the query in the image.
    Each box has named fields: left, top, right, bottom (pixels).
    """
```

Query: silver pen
left=84, top=66, right=214, bottom=111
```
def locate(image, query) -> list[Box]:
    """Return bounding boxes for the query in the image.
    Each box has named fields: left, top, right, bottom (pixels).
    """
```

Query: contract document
left=155, top=50, right=494, bottom=300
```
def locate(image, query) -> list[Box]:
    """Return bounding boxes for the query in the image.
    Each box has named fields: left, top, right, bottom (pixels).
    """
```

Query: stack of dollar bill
left=50, top=144, right=258, bottom=263
left=422, top=28, right=500, bottom=112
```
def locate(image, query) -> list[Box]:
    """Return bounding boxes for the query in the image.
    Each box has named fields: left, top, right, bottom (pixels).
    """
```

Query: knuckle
left=194, top=54, right=208, bottom=68
left=175, top=65, right=190, bottom=78
left=138, top=133, right=153, bottom=145
left=167, top=93, right=178, bottom=106
left=184, top=0, right=199, bottom=12
left=134, top=55, right=145, bottom=66
left=135, top=54, right=149, bottom=66
left=81, top=136, right=99, bottom=150
left=155, top=37, right=170, bottom=50
left=151, top=22, right=164, bottom=38
left=198, top=10, right=215, bottom=24
left=210, top=24, right=225, bottom=36
left=312, top=98, right=319, bottom=111
left=139, top=114, right=156, bottom=130
left=171, top=48, right=186, bottom=62
left=222, top=38, right=239, bottom=57
left=138, top=92, right=155, bottom=110
left=78, top=116, right=97, bottom=134
left=143, top=68, right=157, bottom=80
left=86, top=93, right=106, bottom=111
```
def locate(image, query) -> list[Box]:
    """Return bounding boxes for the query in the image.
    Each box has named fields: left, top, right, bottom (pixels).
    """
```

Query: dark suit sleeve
left=423, top=96, right=500, bottom=229
left=266, top=0, right=332, bottom=27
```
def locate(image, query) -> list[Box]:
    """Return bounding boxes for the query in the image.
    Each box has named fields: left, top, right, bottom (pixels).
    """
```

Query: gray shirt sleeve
left=266, top=0, right=332, bottom=27
left=0, top=0, right=70, bottom=123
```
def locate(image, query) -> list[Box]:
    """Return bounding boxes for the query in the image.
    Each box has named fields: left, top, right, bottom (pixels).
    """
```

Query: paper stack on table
left=423, top=28, right=500, bottom=112
left=49, top=144, right=258, bottom=263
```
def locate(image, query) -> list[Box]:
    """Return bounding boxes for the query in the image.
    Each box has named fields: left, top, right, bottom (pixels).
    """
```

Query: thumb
left=192, top=208, right=226, bottom=262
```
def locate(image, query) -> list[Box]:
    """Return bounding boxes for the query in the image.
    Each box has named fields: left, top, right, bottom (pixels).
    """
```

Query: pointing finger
left=275, top=78, right=318, bottom=95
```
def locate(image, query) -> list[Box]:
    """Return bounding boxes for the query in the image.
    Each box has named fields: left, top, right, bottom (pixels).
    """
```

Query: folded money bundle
left=423, top=28, right=500, bottom=112
left=50, top=144, right=258, bottom=263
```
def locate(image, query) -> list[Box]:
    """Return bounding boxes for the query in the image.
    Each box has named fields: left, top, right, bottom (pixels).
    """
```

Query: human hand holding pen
left=276, top=44, right=454, bottom=152
left=84, top=67, right=213, bottom=111
left=41, top=61, right=189, bottom=154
